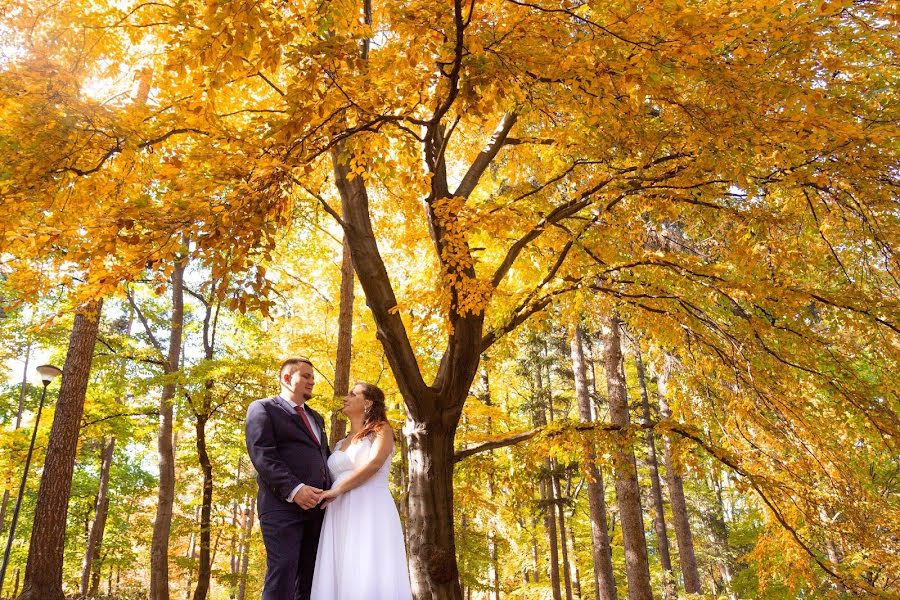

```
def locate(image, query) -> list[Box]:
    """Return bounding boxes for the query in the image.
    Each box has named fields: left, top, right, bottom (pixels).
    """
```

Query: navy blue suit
left=245, top=396, right=330, bottom=600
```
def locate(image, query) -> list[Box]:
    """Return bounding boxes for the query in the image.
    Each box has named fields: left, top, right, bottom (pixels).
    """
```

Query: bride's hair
left=352, top=382, right=391, bottom=442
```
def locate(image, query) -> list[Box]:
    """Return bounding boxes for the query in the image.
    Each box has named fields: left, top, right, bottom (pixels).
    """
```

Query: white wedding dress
left=311, top=435, right=413, bottom=600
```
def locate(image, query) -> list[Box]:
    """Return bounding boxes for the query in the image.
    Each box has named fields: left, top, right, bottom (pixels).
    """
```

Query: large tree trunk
left=17, top=299, right=102, bottom=600
left=192, top=413, right=213, bottom=600
left=334, top=145, right=482, bottom=600
left=657, top=355, right=702, bottom=594
left=406, top=418, right=463, bottom=600
left=331, top=236, right=354, bottom=443
left=604, top=315, right=653, bottom=600
left=570, top=325, right=617, bottom=600
left=634, top=347, right=675, bottom=597
left=81, top=436, right=115, bottom=598
left=150, top=260, right=186, bottom=600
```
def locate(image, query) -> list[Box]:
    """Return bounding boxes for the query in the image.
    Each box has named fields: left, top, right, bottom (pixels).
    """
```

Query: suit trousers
left=259, top=508, right=324, bottom=600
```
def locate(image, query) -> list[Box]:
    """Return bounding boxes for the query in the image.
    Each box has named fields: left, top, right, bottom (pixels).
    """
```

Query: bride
left=311, top=382, right=412, bottom=600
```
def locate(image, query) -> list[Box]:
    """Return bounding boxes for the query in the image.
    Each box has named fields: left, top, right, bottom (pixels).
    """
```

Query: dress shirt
left=280, top=396, right=321, bottom=502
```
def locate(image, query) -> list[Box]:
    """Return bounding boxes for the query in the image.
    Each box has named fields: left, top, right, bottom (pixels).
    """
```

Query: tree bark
left=533, top=360, right=562, bottom=600
left=405, top=418, right=463, bottom=599
left=544, top=363, right=573, bottom=600
left=192, top=413, right=213, bottom=600
left=479, top=367, right=502, bottom=600
left=634, top=347, right=675, bottom=597
left=229, top=460, right=242, bottom=599
left=150, top=259, right=186, bottom=600
left=604, top=315, right=653, bottom=600
left=236, top=500, right=254, bottom=600
left=657, top=354, right=702, bottom=594
left=553, top=472, right=573, bottom=600
left=331, top=235, right=354, bottom=443
left=570, top=325, right=617, bottom=600
left=17, top=299, right=102, bottom=600
left=708, top=472, right=735, bottom=599
left=81, top=436, right=115, bottom=598
left=334, top=145, right=481, bottom=600
left=541, top=476, right=563, bottom=600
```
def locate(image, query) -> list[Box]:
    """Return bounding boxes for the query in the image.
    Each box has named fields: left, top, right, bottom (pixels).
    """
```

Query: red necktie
left=295, top=404, right=318, bottom=444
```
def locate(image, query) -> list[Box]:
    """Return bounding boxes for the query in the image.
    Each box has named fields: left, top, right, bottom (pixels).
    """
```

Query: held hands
left=318, top=488, right=342, bottom=508
left=293, top=485, right=323, bottom=510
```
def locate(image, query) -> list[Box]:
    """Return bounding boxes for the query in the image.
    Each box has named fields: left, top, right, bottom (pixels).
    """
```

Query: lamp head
left=36, top=364, right=63, bottom=386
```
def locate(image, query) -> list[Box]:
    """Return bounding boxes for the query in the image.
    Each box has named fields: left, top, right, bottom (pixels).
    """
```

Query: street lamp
left=0, top=364, right=63, bottom=598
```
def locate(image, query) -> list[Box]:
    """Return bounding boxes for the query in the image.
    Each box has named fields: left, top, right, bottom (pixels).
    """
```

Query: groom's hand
left=293, top=485, right=323, bottom=509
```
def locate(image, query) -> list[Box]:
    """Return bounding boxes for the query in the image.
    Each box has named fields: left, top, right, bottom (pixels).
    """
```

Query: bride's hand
left=319, top=488, right=340, bottom=508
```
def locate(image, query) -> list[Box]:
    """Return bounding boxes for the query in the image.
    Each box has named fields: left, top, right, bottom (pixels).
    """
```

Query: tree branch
left=126, top=288, right=164, bottom=357
left=454, top=112, right=518, bottom=198
left=454, top=429, right=539, bottom=462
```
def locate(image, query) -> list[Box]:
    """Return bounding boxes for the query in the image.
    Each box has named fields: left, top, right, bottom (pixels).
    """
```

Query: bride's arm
left=320, top=424, right=394, bottom=502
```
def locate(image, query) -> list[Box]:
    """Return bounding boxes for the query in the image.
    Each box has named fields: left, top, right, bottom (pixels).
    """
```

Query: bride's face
left=343, top=384, right=372, bottom=418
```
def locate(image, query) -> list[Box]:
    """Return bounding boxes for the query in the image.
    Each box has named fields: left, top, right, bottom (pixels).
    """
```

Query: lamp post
left=0, top=364, right=62, bottom=599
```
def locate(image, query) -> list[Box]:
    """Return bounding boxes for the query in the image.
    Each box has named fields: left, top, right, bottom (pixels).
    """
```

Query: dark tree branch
left=454, top=429, right=538, bottom=462
left=454, top=112, right=518, bottom=198
left=126, top=288, right=164, bottom=357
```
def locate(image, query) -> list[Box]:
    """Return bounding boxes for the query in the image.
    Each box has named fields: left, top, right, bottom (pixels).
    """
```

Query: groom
left=245, top=358, right=331, bottom=600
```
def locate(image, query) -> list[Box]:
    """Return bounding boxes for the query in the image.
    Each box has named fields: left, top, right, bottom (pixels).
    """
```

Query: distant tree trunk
left=570, top=325, right=617, bottom=600
left=541, top=477, right=563, bottom=600
left=185, top=507, right=198, bottom=600
left=604, top=315, right=652, bottom=600
left=331, top=236, right=354, bottom=443
left=820, top=506, right=845, bottom=595
left=708, top=471, right=735, bottom=599
left=570, top=550, right=583, bottom=600
left=0, top=339, right=31, bottom=533
left=81, top=437, right=115, bottom=598
left=17, top=299, right=102, bottom=600
left=657, top=355, right=702, bottom=594
left=192, top=412, right=213, bottom=600
left=554, top=471, right=573, bottom=600
left=150, top=258, right=186, bottom=600
left=236, top=500, right=254, bottom=600
left=15, top=340, right=31, bottom=430
left=531, top=515, right=540, bottom=584
left=634, top=347, right=675, bottom=597
left=479, top=367, right=502, bottom=600
left=229, top=460, right=243, bottom=599
left=533, top=360, right=562, bottom=600
left=542, top=357, right=574, bottom=600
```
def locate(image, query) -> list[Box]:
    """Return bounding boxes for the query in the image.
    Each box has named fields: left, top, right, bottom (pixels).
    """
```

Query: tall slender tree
left=633, top=341, right=676, bottom=597
left=80, top=437, right=115, bottom=598
left=139, top=254, right=187, bottom=600
left=604, top=315, right=652, bottom=600
left=657, top=354, right=702, bottom=594
left=570, top=324, right=617, bottom=600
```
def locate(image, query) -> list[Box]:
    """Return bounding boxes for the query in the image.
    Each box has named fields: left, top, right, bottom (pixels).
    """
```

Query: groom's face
left=285, top=363, right=315, bottom=401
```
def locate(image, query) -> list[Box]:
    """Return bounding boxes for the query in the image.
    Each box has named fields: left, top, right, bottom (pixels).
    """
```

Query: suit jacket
left=245, top=395, right=331, bottom=517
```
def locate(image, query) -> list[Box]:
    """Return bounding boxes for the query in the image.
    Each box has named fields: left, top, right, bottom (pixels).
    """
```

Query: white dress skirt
left=311, top=435, right=412, bottom=600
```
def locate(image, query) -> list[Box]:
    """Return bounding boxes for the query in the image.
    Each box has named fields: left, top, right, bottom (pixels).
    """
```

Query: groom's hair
left=279, top=357, right=313, bottom=379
